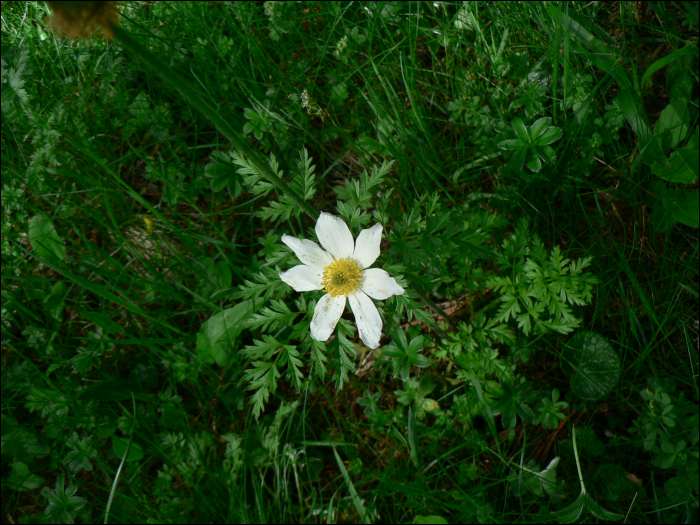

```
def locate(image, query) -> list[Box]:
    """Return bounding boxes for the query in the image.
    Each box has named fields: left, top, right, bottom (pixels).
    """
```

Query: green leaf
left=112, top=435, right=144, bottom=462
left=561, top=331, right=621, bottom=400
left=28, top=214, right=66, bottom=263
left=333, top=447, right=369, bottom=524
left=551, top=427, right=623, bottom=523
left=615, top=88, right=666, bottom=164
left=525, top=149, right=542, bottom=172
left=82, top=311, right=124, bottom=334
left=7, top=462, right=46, bottom=491
left=654, top=99, right=690, bottom=151
left=651, top=148, right=699, bottom=184
left=664, top=189, right=698, bottom=227
left=675, top=148, right=699, bottom=181
left=536, top=126, right=563, bottom=146
left=547, top=5, right=631, bottom=89
left=413, top=516, right=449, bottom=524
left=197, top=300, right=256, bottom=366
left=42, top=475, right=87, bottom=523
left=509, top=147, right=527, bottom=171
left=497, top=138, right=528, bottom=151
left=665, top=475, right=693, bottom=503
left=640, top=45, right=699, bottom=92
left=392, top=328, right=409, bottom=351
left=529, top=117, right=551, bottom=140
left=536, top=456, right=561, bottom=496
left=511, top=118, right=529, bottom=141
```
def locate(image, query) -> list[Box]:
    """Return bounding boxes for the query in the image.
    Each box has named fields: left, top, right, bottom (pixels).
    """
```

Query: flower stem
left=110, top=24, right=318, bottom=221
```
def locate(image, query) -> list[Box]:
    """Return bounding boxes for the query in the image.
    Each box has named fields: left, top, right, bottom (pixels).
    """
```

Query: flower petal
left=282, top=234, right=333, bottom=269
left=279, top=264, right=324, bottom=292
left=360, top=268, right=405, bottom=300
left=310, top=293, right=346, bottom=342
left=353, top=222, right=382, bottom=269
left=349, top=291, right=382, bottom=349
left=315, top=212, right=354, bottom=260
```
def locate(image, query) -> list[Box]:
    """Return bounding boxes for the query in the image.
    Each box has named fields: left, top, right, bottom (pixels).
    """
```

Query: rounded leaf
left=561, top=331, right=621, bottom=400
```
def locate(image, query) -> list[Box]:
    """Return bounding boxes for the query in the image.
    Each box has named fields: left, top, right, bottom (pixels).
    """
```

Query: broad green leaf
left=552, top=492, right=586, bottom=523
left=536, top=126, right=563, bottom=145
left=664, top=189, right=699, bottom=227
left=676, top=148, right=700, bottom=181
left=529, top=117, right=551, bottom=140
left=654, top=99, right=690, bottom=151
left=509, top=147, right=527, bottom=171
left=197, top=300, right=256, bottom=366
left=497, top=138, right=527, bottom=151
left=411, top=353, right=431, bottom=368
left=1, top=420, right=50, bottom=461
left=651, top=201, right=676, bottom=232
left=112, top=435, right=144, bottom=462
left=525, top=149, right=542, bottom=172
left=413, top=516, right=449, bottom=525
left=536, top=456, right=561, bottom=496
left=561, top=331, right=620, bottom=400
left=407, top=335, right=425, bottom=353
left=206, top=151, right=241, bottom=197
left=615, top=88, right=665, bottom=164
left=392, top=328, right=409, bottom=351
left=28, top=214, right=66, bottom=263
left=7, top=462, right=46, bottom=491
left=651, top=148, right=699, bottom=184
left=577, top=426, right=605, bottom=457
left=536, top=144, right=556, bottom=163
left=551, top=427, right=623, bottom=523
left=207, top=162, right=237, bottom=191
left=665, top=475, right=693, bottom=503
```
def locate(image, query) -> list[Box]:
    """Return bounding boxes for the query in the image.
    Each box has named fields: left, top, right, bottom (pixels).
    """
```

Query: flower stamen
left=322, top=258, right=362, bottom=297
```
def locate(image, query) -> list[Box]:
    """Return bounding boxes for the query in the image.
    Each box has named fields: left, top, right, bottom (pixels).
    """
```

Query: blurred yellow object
left=141, top=216, right=156, bottom=235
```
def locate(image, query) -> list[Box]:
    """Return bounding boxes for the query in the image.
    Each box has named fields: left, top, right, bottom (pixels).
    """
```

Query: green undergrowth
left=2, top=2, right=698, bottom=524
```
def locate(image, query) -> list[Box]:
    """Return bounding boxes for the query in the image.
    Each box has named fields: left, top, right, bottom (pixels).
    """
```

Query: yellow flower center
left=322, top=258, right=362, bottom=297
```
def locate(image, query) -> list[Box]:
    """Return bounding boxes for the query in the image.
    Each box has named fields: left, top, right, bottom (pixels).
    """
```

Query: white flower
left=279, top=212, right=405, bottom=349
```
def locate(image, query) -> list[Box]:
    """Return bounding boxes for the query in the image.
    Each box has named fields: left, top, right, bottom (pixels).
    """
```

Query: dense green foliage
left=2, top=1, right=698, bottom=523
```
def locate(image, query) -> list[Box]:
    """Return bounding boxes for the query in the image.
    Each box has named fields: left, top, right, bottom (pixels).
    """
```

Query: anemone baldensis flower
left=279, top=212, right=404, bottom=349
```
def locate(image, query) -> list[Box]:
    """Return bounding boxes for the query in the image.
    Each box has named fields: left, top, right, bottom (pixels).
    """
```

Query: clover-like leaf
left=560, top=331, right=620, bottom=400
